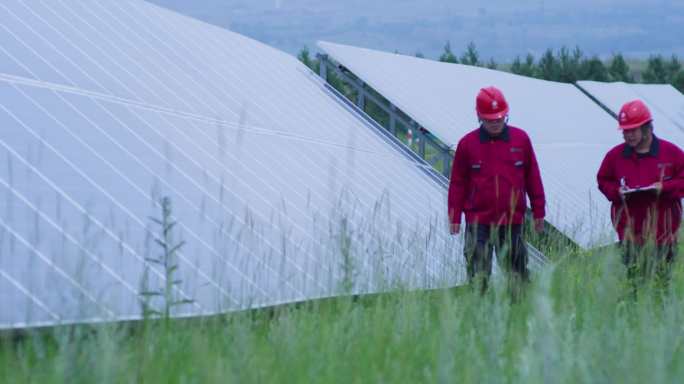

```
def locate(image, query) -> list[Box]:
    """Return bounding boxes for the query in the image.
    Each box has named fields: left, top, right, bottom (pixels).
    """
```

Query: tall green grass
left=2, top=244, right=683, bottom=383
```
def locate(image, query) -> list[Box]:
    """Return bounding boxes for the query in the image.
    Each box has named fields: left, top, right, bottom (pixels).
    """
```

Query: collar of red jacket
left=622, top=134, right=660, bottom=158
left=479, top=125, right=510, bottom=142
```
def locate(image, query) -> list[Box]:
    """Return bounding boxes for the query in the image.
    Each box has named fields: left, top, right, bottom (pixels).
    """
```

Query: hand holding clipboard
left=619, top=177, right=662, bottom=197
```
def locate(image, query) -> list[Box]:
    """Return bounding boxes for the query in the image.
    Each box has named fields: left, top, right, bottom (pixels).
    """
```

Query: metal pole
left=356, top=85, right=365, bottom=110
left=417, top=128, right=426, bottom=159
left=318, top=54, right=328, bottom=81
left=443, top=151, right=452, bottom=178
left=389, top=105, right=397, bottom=135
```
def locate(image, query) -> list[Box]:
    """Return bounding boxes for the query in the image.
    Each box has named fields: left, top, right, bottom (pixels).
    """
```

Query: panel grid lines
left=0, top=0, right=463, bottom=329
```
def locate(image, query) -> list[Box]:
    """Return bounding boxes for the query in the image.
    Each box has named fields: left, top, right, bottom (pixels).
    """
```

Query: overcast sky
left=147, top=0, right=684, bottom=62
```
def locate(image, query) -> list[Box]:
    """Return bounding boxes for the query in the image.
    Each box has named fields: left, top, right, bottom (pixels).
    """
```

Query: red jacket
left=448, top=125, right=546, bottom=226
left=597, top=136, right=684, bottom=245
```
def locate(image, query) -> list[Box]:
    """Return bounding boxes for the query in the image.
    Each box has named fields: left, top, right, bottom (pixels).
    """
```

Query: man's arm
left=448, top=140, right=469, bottom=234
left=661, top=145, right=684, bottom=198
left=597, top=152, right=622, bottom=202
left=524, top=135, right=546, bottom=222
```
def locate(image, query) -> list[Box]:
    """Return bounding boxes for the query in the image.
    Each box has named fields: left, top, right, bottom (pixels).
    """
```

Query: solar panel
left=577, top=81, right=684, bottom=142
left=318, top=41, right=619, bottom=248
left=0, top=0, right=463, bottom=329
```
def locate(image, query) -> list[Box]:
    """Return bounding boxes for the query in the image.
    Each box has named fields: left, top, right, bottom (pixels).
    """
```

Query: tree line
left=299, top=42, right=684, bottom=93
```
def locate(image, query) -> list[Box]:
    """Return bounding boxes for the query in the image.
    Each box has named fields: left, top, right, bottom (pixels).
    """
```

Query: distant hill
left=147, top=0, right=684, bottom=61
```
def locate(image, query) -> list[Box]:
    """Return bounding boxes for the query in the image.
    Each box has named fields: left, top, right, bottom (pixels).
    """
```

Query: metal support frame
left=317, top=54, right=453, bottom=177
left=573, top=83, right=617, bottom=119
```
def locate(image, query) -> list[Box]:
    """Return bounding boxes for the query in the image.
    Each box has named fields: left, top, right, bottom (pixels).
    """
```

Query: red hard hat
left=476, top=86, right=509, bottom=120
left=618, top=100, right=652, bottom=130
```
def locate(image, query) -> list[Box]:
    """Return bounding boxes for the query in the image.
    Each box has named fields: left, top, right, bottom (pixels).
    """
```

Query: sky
left=147, top=0, right=684, bottom=62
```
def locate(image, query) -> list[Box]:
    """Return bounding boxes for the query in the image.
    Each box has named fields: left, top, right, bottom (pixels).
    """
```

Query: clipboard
left=620, top=177, right=658, bottom=195
left=621, top=185, right=657, bottom=194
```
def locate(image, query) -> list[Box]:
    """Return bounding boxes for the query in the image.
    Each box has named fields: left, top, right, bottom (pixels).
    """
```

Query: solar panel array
left=0, top=0, right=463, bottom=329
left=318, top=41, right=620, bottom=248
left=577, top=81, right=684, bottom=142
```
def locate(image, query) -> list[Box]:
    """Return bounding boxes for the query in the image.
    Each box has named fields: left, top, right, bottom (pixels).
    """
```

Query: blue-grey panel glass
left=0, top=0, right=463, bottom=329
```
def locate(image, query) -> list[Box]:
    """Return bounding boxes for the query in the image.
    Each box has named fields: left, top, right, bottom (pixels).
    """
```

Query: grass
left=2, top=244, right=684, bottom=383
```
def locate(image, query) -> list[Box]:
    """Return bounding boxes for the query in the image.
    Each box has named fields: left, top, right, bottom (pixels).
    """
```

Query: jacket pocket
left=469, top=177, right=496, bottom=213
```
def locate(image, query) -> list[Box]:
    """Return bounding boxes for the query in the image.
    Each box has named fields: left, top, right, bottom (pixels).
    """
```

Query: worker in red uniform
left=448, top=86, right=546, bottom=291
left=597, top=100, right=684, bottom=285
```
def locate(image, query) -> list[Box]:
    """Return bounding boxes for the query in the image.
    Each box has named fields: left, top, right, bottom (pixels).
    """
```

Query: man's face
left=481, top=117, right=506, bottom=136
left=622, top=127, right=644, bottom=148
